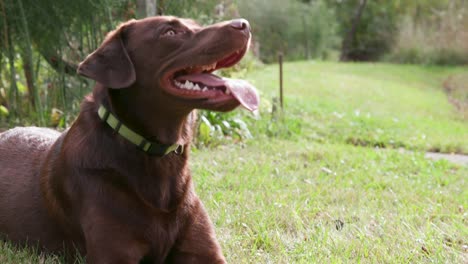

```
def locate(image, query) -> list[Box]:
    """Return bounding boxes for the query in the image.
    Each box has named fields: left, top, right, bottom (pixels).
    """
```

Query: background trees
left=0, top=0, right=467, bottom=127
left=0, top=0, right=130, bottom=124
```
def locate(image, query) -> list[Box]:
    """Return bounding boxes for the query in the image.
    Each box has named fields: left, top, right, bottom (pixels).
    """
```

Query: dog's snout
left=230, top=19, right=250, bottom=32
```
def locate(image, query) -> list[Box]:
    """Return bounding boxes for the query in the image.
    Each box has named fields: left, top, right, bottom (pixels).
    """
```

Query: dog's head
left=77, top=16, right=258, bottom=113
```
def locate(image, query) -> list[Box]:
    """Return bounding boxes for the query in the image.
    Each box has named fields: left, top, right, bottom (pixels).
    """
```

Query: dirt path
left=425, top=152, right=468, bottom=166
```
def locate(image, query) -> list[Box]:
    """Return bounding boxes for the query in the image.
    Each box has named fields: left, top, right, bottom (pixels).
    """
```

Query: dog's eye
left=163, top=30, right=176, bottom=37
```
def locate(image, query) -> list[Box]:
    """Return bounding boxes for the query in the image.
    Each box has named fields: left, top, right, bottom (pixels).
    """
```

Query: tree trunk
left=18, top=0, right=44, bottom=124
left=0, top=55, right=5, bottom=107
left=6, top=30, right=18, bottom=117
left=1, top=0, right=19, bottom=116
left=340, top=0, right=368, bottom=61
left=22, top=56, right=35, bottom=108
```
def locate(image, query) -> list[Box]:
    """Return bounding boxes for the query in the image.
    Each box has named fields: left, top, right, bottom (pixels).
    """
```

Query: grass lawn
left=1, top=61, right=467, bottom=263
left=247, top=61, right=468, bottom=154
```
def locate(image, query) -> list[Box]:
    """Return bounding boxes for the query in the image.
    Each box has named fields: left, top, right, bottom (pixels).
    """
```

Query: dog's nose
left=230, top=19, right=250, bottom=32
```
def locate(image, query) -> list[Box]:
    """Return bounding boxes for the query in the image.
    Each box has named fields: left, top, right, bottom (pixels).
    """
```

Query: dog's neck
left=72, top=85, right=194, bottom=210
left=93, top=84, right=192, bottom=146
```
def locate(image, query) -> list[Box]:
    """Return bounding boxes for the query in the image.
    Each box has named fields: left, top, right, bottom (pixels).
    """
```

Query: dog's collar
left=97, top=104, right=184, bottom=156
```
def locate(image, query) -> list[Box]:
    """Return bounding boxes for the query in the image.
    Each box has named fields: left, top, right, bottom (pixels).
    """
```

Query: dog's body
left=0, top=16, right=258, bottom=263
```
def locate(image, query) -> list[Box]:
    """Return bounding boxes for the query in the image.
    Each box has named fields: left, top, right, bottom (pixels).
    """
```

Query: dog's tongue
left=176, top=73, right=259, bottom=111
left=223, top=78, right=259, bottom=112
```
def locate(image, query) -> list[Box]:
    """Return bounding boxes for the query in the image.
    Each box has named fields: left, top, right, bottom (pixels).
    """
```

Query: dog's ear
left=77, top=23, right=136, bottom=89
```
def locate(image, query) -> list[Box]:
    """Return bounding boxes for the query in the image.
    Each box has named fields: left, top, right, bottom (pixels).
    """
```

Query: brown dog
left=0, top=16, right=258, bottom=263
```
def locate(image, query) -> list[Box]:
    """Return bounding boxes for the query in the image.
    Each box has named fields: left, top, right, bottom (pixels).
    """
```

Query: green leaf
left=0, top=105, right=9, bottom=117
left=199, top=116, right=212, bottom=144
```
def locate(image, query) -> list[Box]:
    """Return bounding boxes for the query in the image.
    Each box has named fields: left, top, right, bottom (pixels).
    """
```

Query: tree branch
left=40, top=51, right=78, bottom=76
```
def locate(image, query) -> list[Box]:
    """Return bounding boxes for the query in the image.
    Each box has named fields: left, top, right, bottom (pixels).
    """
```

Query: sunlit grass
left=193, top=140, right=467, bottom=263
left=247, top=61, right=468, bottom=153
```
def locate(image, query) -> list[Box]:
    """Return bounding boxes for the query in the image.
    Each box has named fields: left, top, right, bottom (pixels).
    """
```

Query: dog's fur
left=0, top=16, right=252, bottom=263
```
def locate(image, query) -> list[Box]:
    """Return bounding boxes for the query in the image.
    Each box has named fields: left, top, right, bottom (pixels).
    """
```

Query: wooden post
left=146, top=0, right=156, bottom=16
left=279, top=53, right=284, bottom=110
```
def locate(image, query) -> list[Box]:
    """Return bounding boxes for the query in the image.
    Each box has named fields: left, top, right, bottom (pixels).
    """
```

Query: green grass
left=248, top=61, right=468, bottom=154
left=194, top=140, right=467, bottom=263
left=0, top=242, right=65, bottom=263
left=444, top=72, right=468, bottom=120
left=1, top=61, right=467, bottom=263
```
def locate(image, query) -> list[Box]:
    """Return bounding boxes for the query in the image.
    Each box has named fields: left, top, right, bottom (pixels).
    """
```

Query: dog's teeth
left=225, top=89, right=231, bottom=95
left=176, top=81, right=185, bottom=89
left=208, top=63, right=216, bottom=71
left=202, top=87, right=208, bottom=92
left=194, top=84, right=200, bottom=91
left=200, top=63, right=217, bottom=72
left=184, top=80, right=194, bottom=90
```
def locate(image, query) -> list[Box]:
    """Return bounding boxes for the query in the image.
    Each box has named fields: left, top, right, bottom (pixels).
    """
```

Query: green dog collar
left=97, top=105, right=183, bottom=156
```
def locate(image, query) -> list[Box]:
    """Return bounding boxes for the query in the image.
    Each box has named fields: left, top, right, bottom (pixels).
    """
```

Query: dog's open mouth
left=167, top=47, right=259, bottom=112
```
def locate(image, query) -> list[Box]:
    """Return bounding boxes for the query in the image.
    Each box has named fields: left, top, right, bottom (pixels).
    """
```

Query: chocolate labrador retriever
left=0, top=16, right=258, bottom=263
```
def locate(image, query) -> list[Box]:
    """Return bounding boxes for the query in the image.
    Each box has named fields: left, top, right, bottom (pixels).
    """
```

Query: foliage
left=388, top=47, right=468, bottom=66
left=387, top=1, right=468, bottom=66
left=2, top=0, right=468, bottom=130
left=162, top=0, right=225, bottom=22
left=325, top=0, right=399, bottom=61
left=0, top=0, right=263, bottom=146
left=0, top=0, right=132, bottom=127
left=196, top=110, right=253, bottom=147
left=0, top=105, right=8, bottom=117
left=237, top=0, right=339, bottom=63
